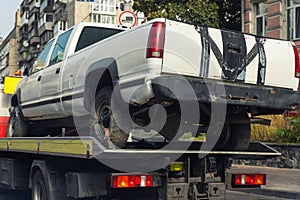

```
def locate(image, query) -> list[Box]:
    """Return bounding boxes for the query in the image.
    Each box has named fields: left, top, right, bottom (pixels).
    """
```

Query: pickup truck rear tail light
left=146, top=22, right=165, bottom=59
left=293, top=45, right=300, bottom=78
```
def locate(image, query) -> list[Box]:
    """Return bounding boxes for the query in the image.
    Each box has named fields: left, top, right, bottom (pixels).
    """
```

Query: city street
left=0, top=189, right=294, bottom=200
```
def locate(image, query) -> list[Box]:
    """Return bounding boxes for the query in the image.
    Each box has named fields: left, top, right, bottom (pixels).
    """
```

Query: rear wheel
left=32, top=170, right=49, bottom=200
left=6, top=106, right=28, bottom=137
left=90, top=86, right=129, bottom=148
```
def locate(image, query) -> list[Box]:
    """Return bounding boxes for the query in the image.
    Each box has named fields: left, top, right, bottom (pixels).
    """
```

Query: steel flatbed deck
left=0, top=137, right=281, bottom=160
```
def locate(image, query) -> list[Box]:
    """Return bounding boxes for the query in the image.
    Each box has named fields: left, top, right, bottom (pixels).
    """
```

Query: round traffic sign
left=118, top=10, right=137, bottom=27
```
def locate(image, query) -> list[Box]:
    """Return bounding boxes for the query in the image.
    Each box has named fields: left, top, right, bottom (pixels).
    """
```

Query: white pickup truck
left=7, top=18, right=300, bottom=150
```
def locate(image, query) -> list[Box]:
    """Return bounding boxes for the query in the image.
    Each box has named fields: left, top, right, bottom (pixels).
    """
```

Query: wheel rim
left=94, top=103, right=111, bottom=130
left=33, top=179, right=47, bottom=200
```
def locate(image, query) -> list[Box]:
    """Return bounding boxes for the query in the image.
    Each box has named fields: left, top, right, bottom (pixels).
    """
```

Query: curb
left=238, top=188, right=300, bottom=199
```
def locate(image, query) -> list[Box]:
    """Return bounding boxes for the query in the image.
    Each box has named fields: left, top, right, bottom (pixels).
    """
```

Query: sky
left=0, top=0, right=21, bottom=38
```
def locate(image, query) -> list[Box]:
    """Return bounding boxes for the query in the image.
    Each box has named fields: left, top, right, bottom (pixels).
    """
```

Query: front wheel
left=90, top=86, right=129, bottom=148
left=6, top=106, right=28, bottom=137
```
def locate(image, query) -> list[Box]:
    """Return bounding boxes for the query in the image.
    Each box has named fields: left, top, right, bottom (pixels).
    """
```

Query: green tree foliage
left=219, top=0, right=241, bottom=31
left=133, top=0, right=220, bottom=27
left=271, top=112, right=300, bottom=143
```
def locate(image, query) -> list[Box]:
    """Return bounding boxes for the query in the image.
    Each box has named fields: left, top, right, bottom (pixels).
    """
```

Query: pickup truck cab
left=7, top=19, right=300, bottom=150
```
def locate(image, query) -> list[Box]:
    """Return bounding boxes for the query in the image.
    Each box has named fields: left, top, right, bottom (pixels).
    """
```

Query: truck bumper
left=151, top=76, right=300, bottom=112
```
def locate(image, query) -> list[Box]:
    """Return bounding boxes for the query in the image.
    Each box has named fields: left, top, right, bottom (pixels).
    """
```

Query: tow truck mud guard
left=151, top=76, right=300, bottom=112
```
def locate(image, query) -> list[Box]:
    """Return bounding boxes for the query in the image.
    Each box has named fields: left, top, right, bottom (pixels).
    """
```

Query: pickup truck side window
left=50, top=29, right=73, bottom=65
left=75, top=27, right=123, bottom=52
left=30, top=39, right=55, bottom=74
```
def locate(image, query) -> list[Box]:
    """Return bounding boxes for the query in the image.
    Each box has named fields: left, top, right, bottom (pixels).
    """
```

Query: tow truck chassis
left=0, top=137, right=280, bottom=200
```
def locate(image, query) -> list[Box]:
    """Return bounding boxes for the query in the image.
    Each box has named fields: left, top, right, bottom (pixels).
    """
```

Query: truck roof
left=68, top=22, right=128, bottom=33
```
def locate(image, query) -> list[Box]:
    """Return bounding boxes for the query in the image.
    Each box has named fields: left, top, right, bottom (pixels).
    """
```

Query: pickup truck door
left=39, top=29, right=73, bottom=118
left=21, top=40, right=55, bottom=118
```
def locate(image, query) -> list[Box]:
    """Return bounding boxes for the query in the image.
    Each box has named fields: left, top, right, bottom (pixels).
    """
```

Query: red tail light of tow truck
left=233, top=174, right=266, bottom=187
left=111, top=174, right=153, bottom=188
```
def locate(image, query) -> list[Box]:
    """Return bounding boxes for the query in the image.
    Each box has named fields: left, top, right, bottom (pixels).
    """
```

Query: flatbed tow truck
left=0, top=135, right=280, bottom=200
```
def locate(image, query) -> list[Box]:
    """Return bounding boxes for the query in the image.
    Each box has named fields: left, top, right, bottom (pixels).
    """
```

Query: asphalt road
left=0, top=190, right=294, bottom=200
left=0, top=189, right=30, bottom=200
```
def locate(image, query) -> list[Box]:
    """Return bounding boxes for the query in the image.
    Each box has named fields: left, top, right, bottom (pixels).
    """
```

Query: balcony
left=40, top=0, right=54, bottom=14
left=28, top=21, right=39, bottom=31
left=28, top=28, right=39, bottom=40
left=29, top=0, right=40, bottom=12
left=29, top=36, right=40, bottom=46
left=38, top=13, right=54, bottom=30
left=54, top=0, right=68, bottom=4
left=28, top=13, right=39, bottom=26
left=20, top=2, right=29, bottom=15
left=54, top=10, right=67, bottom=22
left=39, top=22, right=53, bottom=34
left=21, top=13, right=29, bottom=27
left=19, top=44, right=29, bottom=55
left=19, top=31, right=29, bottom=41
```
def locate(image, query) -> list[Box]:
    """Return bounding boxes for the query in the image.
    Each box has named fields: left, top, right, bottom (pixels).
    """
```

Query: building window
left=92, top=14, right=116, bottom=24
left=59, top=21, right=68, bottom=31
left=92, top=0, right=116, bottom=14
left=287, top=0, right=300, bottom=40
left=256, top=1, right=268, bottom=36
left=45, top=14, right=53, bottom=22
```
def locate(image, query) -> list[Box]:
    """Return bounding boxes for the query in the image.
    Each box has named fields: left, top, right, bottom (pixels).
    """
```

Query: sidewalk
left=228, top=165, right=300, bottom=199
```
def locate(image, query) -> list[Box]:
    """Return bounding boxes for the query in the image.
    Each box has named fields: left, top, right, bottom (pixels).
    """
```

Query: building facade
left=0, top=0, right=140, bottom=77
left=243, top=0, right=300, bottom=48
left=0, top=10, right=21, bottom=77
left=19, top=0, right=30, bottom=72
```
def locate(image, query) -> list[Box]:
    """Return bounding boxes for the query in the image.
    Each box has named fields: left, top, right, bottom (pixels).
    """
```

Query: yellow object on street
left=3, top=76, right=23, bottom=95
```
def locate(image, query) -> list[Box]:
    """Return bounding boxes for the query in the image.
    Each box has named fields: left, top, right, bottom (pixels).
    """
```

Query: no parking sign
left=118, top=10, right=137, bottom=27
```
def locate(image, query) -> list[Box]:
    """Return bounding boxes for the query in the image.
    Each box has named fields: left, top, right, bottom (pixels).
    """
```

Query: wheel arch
left=29, top=160, right=68, bottom=200
left=11, top=89, right=21, bottom=107
left=84, top=58, right=119, bottom=111
left=29, top=160, right=50, bottom=189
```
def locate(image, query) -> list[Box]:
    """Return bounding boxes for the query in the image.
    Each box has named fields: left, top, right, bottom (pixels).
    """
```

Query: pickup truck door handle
left=56, top=68, right=60, bottom=74
left=37, top=76, right=42, bottom=81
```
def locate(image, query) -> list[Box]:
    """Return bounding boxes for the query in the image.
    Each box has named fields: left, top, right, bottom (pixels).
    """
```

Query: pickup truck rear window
left=75, top=26, right=124, bottom=52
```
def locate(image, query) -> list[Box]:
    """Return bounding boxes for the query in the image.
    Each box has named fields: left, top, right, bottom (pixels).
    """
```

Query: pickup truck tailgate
left=162, top=20, right=299, bottom=91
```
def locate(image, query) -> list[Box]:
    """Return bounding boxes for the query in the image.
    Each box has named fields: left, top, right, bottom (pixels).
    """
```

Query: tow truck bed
left=0, top=137, right=280, bottom=160
left=0, top=137, right=280, bottom=200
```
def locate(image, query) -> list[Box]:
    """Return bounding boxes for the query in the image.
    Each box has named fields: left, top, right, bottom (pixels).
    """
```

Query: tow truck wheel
left=32, top=170, right=49, bottom=200
left=6, top=106, right=28, bottom=137
left=90, top=86, right=129, bottom=148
